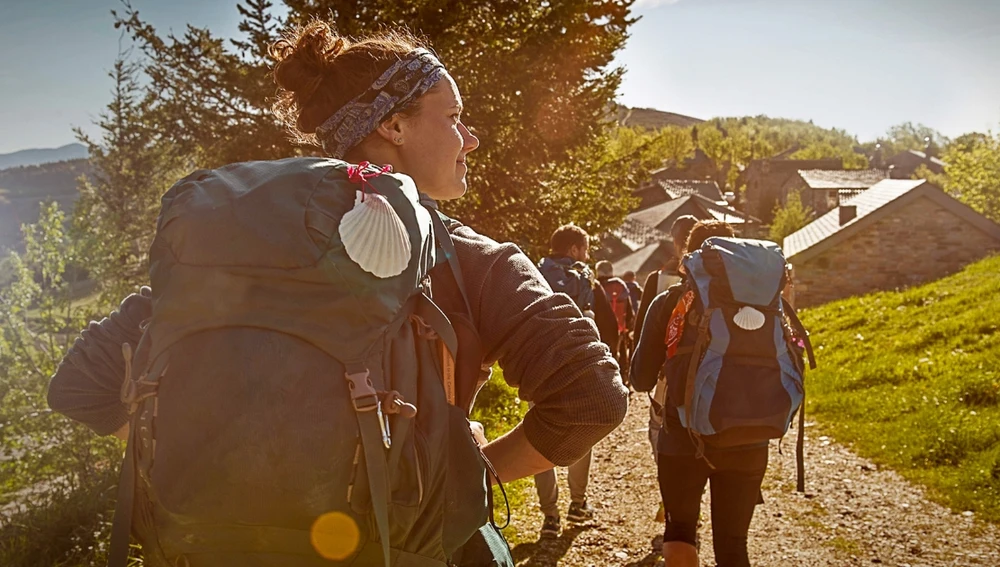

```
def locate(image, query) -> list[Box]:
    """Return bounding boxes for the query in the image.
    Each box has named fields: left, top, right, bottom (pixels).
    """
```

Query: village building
left=784, top=179, right=1000, bottom=307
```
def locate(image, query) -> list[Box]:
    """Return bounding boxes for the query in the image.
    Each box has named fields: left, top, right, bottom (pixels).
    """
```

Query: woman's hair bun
left=271, top=20, right=349, bottom=104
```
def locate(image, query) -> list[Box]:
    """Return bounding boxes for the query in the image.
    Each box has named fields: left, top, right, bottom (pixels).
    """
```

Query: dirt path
left=505, top=394, right=1000, bottom=566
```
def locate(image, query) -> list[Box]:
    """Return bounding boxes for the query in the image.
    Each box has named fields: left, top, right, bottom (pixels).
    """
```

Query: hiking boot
left=566, top=501, right=595, bottom=523
left=540, top=515, right=561, bottom=538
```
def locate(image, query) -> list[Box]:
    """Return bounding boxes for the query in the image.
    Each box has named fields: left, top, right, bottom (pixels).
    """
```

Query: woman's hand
left=469, top=420, right=487, bottom=447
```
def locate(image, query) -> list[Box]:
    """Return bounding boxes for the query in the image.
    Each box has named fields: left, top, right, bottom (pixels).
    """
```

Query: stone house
left=743, top=157, right=843, bottom=223
left=792, top=169, right=889, bottom=216
left=783, top=179, right=1000, bottom=307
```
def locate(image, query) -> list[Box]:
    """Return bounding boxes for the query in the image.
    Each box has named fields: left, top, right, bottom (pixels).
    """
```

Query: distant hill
left=0, top=143, right=89, bottom=171
left=0, top=159, right=90, bottom=256
left=614, top=106, right=705, bottom=130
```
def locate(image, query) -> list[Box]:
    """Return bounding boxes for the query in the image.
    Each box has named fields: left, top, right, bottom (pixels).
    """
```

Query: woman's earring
left=394, top=137, right=403, bottom=145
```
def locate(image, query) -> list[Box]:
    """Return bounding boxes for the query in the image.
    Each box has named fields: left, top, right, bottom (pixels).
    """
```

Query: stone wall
left=790, top=196, right=1000, bottom=307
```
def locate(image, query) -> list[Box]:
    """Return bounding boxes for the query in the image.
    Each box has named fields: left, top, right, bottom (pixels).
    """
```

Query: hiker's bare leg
left=662, top=541, right=698, bottom=566
left=482, top=425, right=556, bottom=483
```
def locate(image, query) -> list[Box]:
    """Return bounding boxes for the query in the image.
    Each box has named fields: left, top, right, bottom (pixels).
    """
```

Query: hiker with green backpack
left=631, top=220, right=815, bottom=567
left=46, top=22, right=627, bottom=567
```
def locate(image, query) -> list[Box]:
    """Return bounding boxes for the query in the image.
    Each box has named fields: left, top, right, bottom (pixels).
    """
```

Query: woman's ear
left=374, top=113, right=406, bottom=146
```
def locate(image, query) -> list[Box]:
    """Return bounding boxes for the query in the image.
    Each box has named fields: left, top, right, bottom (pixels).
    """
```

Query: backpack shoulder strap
left=430, top=210, right=473, bottom=317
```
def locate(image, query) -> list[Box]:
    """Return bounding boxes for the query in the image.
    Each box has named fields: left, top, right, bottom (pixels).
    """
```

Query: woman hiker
left=631, top=220, right=770, bottom=567
left=47, top=22, right=627, bottom=566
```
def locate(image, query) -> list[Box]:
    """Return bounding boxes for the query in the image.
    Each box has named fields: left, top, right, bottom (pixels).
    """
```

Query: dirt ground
left=505, top=394, right=1000, bottom=566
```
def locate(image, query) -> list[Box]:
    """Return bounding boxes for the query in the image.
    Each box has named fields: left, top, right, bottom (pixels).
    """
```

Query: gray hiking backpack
left=109, top=157, right=509, bottom=567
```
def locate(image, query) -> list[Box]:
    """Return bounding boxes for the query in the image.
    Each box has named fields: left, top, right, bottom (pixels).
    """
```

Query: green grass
left=470, top=365, right=533, bottom=545
left=800, top=254, right=1000, bottom=522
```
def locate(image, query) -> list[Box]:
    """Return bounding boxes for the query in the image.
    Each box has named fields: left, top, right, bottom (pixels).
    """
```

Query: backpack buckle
left=344, top=370, right=379, bottom=412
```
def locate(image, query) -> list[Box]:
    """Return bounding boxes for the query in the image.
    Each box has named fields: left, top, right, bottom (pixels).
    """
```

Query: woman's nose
left=460, top=123, right=480, bottom=152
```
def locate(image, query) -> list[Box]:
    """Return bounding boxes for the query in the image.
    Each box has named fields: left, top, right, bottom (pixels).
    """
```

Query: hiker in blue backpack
left=532, top=224, right=618, bottom=538
left=47, top=22, right=628, bottom=567
left=631, top=219, right=812, bottom=567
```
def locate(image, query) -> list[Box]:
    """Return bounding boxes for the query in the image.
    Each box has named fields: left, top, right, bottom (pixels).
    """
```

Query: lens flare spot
left=310, top=511, right=360, bottom=561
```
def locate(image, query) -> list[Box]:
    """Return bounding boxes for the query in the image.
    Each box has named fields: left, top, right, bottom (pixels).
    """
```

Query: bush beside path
left=504, top=394, right=1000, bottom=566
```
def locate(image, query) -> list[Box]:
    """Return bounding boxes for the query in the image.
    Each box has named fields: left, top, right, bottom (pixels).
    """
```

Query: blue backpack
left=664, top=237, right=815, bottom=488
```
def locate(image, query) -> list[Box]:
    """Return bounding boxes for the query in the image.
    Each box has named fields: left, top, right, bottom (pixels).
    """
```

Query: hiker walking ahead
left=631, top=220, right=810, bottom=567
left=532, top=225, right=616, bottom=537
left=47, top=22, right=627, bottom=567
left=595, top=260, right=634, bottom=385
left=634, top=215, right=699, bottom=335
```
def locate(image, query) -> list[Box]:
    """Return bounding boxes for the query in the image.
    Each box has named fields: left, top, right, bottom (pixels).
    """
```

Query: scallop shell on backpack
left=339, top=191, right=412, bottom=278
left=733, top=306, right=766, bottom=331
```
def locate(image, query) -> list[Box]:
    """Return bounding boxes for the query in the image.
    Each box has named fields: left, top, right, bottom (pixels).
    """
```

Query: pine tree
left=115, top=0, right=644, bottom=254
left=73, top=54, right=184, bottom=307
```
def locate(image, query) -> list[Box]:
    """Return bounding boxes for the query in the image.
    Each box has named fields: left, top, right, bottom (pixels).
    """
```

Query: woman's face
left=396, top=74, right=480, bottom=201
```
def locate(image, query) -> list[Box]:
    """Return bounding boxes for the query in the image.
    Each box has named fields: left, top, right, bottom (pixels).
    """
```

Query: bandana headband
left=315, top=48, right=447, bottom=159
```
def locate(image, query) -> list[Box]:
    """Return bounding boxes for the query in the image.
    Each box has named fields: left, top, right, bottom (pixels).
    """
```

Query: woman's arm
left=450, top=226, right=627, bottom=475
left=630, top=288, right=679, bottom=393
left=47, top=288, right=151, bottom=436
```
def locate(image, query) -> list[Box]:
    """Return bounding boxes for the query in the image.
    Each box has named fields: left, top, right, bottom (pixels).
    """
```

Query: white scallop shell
left=733, top=306, right=766, bottom=331
left=339, top=191, right=411, bottom=278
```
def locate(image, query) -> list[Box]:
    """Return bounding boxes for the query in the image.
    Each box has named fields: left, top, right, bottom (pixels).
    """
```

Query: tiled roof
left=905, top=149, right=948, bottom=168
left=797, top=169, right=889, bottom=190
left=609, top=217, right=670, bottom=252
left=784, top=179, right=926, bottom=259
left=631, top=195, right=758, bottom=232
left=613, top=242, right=668, bottom=276
left=659, top=179, right=724, bottom=202
left=630, top=197, right=696, bottom=231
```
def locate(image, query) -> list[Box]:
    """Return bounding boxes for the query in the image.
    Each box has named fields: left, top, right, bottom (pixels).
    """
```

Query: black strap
left=107, top=419, right=137, bottom=567
left=796, top=396, right=806, bottom=493
left=429, top=210, right=473, bottom=317
left=781, top=297, right=816, bottom=370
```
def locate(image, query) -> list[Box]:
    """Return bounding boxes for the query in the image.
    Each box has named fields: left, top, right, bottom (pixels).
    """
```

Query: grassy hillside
left=801, top=254, right=1000, bottom=521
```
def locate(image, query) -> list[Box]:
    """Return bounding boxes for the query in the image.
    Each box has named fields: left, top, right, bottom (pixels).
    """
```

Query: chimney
left=839, top=204, right=857, bottom=226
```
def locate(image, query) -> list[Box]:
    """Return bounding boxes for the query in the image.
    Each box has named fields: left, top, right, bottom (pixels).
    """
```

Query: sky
left=1, top=0, right=998, bottom=154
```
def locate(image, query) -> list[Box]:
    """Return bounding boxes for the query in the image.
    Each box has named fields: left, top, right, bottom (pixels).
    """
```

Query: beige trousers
left=533, top=449, right=593, bottom=518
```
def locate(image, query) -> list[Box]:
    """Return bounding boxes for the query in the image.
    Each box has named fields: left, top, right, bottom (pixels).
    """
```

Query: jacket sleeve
left=630, top=287, right=680, bottom=393
left=634, top=271, right=659, bottom=339
left=47, top=287, right=152, bottom=435
left=450, top=226, right=628, bottom=466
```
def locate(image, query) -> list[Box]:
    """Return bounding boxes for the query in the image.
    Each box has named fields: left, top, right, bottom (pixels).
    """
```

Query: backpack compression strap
left=682, top=308, right=716, bottom=467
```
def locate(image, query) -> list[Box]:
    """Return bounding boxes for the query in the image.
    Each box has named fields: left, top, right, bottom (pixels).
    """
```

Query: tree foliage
left=936, top=129, right=1000, bottom=223
left=865, top=121, right=950, bottom=161
left=769, top=190, right=813, bottom=245
left=114, top=0, right=644, bottom=254
left=74, top=55, right=186, bottom=308
left=0, top=203, right=123, bottom=567
left=678, top=116, right=867, bottom=194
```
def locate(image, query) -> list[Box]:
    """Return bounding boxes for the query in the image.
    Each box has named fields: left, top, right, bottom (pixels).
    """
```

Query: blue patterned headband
left=315, top=48, right=447, bottom=159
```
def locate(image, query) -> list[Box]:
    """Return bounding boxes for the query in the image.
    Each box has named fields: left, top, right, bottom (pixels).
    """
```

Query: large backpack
left=109, top=158, right=506, bottom=567
left=662, top=237, right=815, bottom=488
left=537, top=258, right=595, bottom=314
left=600, top=277, right=630, bottom=334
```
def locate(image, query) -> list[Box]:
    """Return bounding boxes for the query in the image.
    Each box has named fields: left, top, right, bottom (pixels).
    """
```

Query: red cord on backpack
left=346, top=161, right=393, bottom=201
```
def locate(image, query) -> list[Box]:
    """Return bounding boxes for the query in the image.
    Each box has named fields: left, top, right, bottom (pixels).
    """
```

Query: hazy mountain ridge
left=0, top=143, right=89, bottom=171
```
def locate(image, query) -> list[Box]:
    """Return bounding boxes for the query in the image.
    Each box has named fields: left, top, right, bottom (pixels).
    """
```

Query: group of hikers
left=45, top=20, right=812, bottom=567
